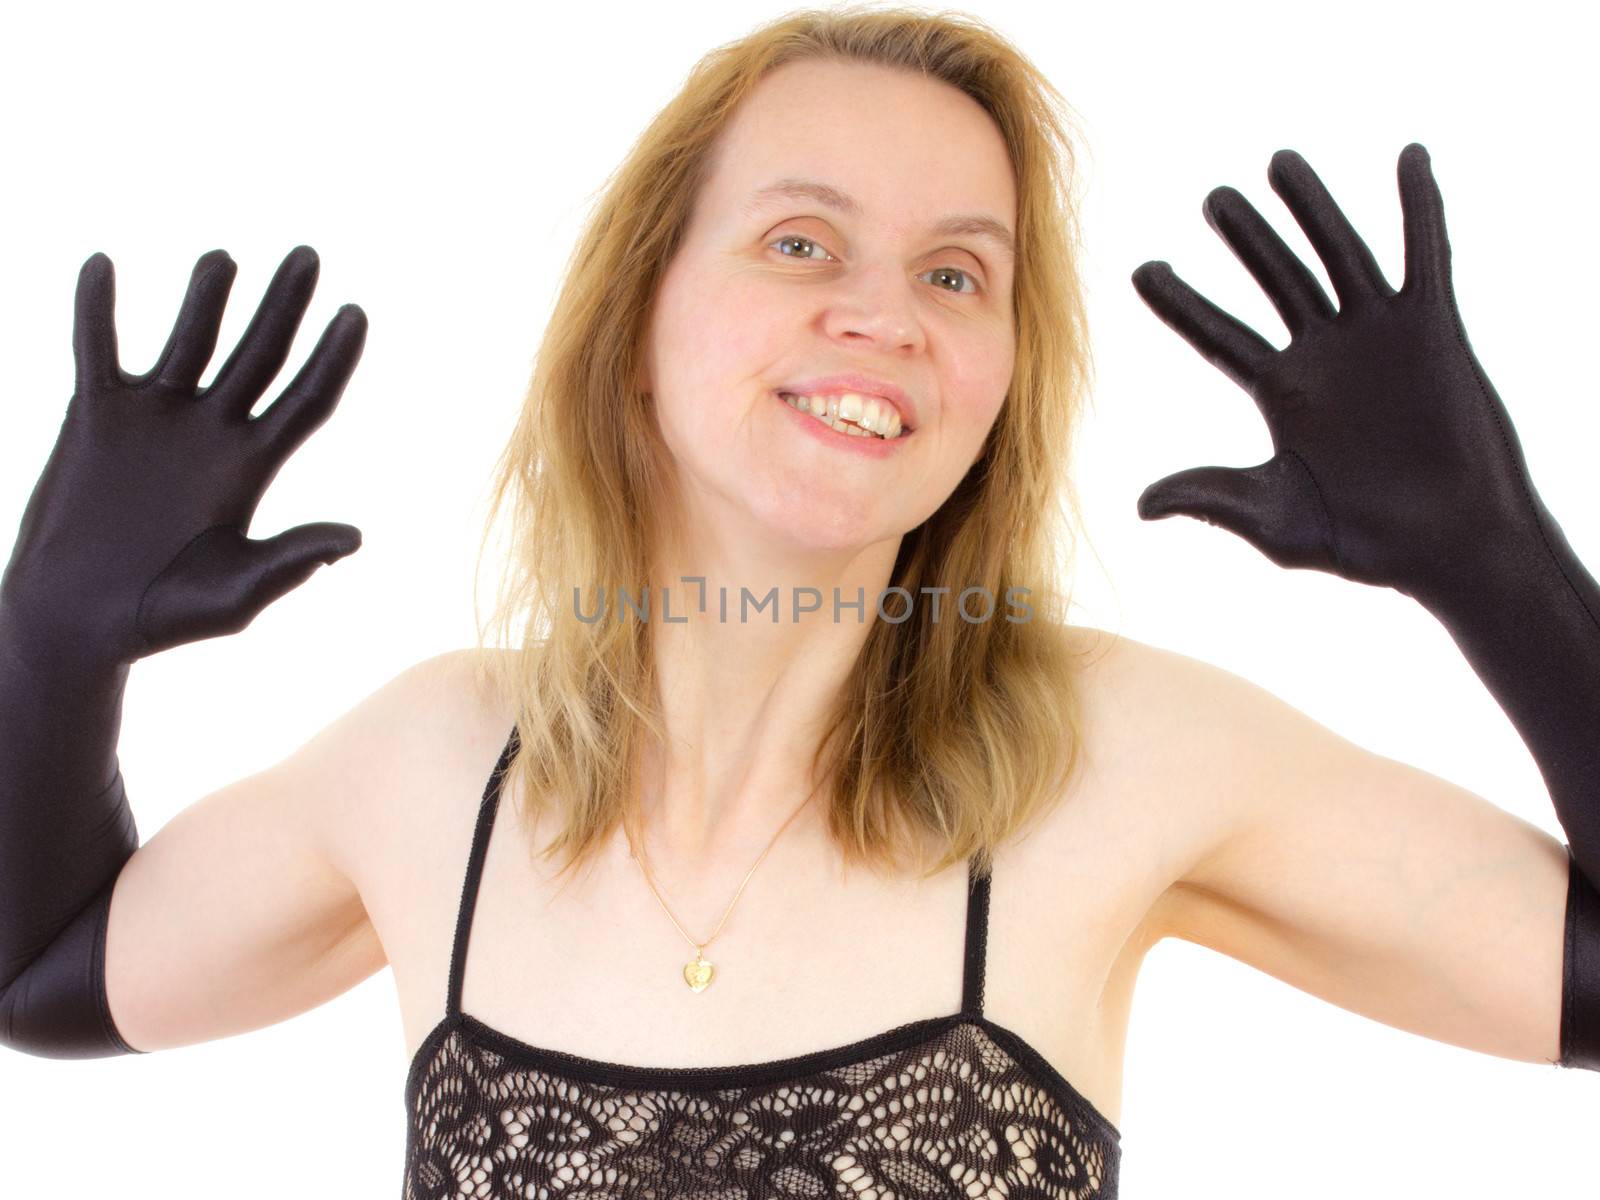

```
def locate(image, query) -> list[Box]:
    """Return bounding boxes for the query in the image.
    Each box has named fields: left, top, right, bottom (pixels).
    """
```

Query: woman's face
left=640, top=57, right=1018, bottom=556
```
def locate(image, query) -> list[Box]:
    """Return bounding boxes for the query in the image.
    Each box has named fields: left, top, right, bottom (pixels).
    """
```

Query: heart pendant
left=683, top=955, right=715, bottom=992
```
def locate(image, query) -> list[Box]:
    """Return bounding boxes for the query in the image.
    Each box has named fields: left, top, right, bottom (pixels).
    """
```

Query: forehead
left=704, top=58, right=1016, bottom=231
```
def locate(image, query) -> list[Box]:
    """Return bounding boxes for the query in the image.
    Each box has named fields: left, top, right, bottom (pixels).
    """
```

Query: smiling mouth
left=776, top=391, right=912, bottom=440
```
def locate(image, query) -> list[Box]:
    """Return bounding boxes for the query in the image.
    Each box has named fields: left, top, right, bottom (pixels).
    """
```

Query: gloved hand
left=0, top=245, right=366, bottom=1057
left=1129, top=142, right=1600, bottom=1069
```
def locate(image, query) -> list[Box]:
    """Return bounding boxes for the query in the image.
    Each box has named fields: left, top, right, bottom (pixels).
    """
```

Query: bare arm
left=2, top=638, right=495, bottom=1060
left=1120, top=634, right=1568, bottom=1065
left=97, top=653, right=468, bottom=1052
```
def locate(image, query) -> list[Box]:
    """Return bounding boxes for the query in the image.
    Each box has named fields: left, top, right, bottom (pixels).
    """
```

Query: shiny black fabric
left=1130, top=142, right=1600, bottom=1069
left=0, top=246, right=365, bottom=1057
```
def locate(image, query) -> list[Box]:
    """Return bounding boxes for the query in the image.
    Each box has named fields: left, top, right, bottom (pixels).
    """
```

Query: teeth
left=778, top=391, right=906, bottom=439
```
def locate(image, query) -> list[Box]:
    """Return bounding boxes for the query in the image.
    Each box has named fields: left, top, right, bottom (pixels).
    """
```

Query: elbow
left=1559, top=844, right=1600, bottom=1070
left=0, top=878, right=145, bottom=1060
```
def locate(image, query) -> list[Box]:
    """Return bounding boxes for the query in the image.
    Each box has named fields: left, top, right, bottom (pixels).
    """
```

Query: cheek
left=649, top=284, right=773, bottom=457
left=976, top=384, right=1009, bottom=430
left=947, top=346, right=1014, bottom=434
left=654, top=268, right=785, bottom=402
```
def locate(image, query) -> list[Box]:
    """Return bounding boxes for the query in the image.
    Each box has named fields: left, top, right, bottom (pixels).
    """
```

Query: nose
left=820, top=264, right=925, bottom=354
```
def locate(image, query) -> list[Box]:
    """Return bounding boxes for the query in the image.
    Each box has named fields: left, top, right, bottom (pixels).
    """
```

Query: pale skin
left=99, top=59, right=1570, bottom=1132
left=629, top=55, right=1017, bottom=885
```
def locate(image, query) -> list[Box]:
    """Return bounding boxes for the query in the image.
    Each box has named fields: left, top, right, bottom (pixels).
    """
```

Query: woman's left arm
left=1129, top=142, right=1600, bottom=1070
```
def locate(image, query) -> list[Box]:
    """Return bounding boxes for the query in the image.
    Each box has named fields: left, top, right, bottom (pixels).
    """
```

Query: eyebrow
left=742, top=177, right=1015, bottom=264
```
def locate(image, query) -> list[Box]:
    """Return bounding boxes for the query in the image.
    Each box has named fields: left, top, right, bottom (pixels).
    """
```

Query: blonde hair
left=472, top=3, right=1112, bottom=890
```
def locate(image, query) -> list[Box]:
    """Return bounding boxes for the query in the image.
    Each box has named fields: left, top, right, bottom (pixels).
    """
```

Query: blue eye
left=767, top=233, right=981, bottom=296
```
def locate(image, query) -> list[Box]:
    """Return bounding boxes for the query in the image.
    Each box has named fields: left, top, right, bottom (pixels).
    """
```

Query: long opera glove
left=1129, top=142, right=1600, bottom=1069
left=0, top=247, right=365, bottom=1057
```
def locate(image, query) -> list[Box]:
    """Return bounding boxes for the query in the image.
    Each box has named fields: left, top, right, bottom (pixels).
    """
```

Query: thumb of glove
left=1137, top=455, right=1344, bottom=575
left=135, top=521, right=362, bottom=656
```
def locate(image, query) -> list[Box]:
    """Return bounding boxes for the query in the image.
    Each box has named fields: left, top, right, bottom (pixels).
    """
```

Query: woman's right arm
left=0, top=246, right=366, bottom=1058
left=98, top=651, right=471, bottom=1055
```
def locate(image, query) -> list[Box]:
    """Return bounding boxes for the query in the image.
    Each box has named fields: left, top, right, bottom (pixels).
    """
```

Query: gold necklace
left=626, top=787, right=818, bottom=992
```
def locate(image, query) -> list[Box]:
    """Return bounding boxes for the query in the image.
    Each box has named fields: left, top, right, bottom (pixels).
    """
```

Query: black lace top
left=402, top=729, right=1122, bottom=1197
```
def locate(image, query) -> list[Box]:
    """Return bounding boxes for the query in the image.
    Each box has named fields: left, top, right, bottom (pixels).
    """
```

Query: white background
left=2, top=0, right=1595, bottom=1193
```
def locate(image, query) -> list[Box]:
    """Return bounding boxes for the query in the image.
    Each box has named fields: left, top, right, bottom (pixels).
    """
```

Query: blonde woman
left=2, top=7, right=1592, bottom=1198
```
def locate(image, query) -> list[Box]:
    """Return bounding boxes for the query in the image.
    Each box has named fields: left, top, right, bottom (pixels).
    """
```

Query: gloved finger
left=1137, top=462, right=1253, bottom=524
left=135, top=521, right=362, bottom=652
left=1201, top=184, right=1335, bottom=339
left=1397, top=142, right=1453, bottom=301
left=71, top=252, right=120, bottom=394
left=203, top=245, right=321, bottom=419
left=251, top=303, right=368, bottom=463
left=236, top=521, right=363, bottom=615
left=149, top=250, right=237, bottom=394
left=1266, top=148, right=1395, bottom=307
left=1130, top=259, right=1276, bottom=391
left=1138, top=455, right=1341, bottom=574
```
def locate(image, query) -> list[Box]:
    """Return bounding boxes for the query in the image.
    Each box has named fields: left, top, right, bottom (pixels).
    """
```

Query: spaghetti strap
left=960, top=854, right=990, bottom=1018
left=443, top=728, right=987, bottom=1023
left=444, top=725, right=521, bottom=1019
left=403, top=792, right=1125, bottom=1195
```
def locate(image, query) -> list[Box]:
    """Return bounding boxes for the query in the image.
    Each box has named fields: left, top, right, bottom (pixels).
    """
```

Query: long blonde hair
left=472, top=3, right=1112, bottom=889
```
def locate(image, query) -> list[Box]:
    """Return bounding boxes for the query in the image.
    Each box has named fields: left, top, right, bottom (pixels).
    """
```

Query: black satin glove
left=1129, top=142, right=1600, bottom=1070
left=0, top=246, right=365, bottom=1057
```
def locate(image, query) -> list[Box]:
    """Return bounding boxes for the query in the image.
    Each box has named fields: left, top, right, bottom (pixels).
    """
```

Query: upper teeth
left=779, top=391, right=906, bottom=439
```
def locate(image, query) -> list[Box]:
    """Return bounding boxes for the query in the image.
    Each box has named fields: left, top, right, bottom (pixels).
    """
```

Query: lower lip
left=773, top=392, right=913, bottom=458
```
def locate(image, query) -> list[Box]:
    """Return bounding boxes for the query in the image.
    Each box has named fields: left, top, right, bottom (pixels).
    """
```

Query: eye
left=770, top=233, right=833, bottom=262
left=767, top=233, right=982, bottom=296
left=923, top=265, right=981, bottom=296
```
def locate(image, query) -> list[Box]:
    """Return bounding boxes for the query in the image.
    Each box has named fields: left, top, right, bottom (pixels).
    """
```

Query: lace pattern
left=403, top=1013, right=1118, bottom=1198
left=401, top=728, right=1120, bottom=1197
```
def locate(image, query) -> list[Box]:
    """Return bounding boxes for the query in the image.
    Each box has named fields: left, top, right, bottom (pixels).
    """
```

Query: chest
left=366, top=719, right=1178, bottom=1138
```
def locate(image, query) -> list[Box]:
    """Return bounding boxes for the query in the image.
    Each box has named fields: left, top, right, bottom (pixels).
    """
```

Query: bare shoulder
left=98, top=648, right=517, bottom=1052
left=1054, top=623, right=1293, bottom=944
left=308, top=647, right=517, bottom=900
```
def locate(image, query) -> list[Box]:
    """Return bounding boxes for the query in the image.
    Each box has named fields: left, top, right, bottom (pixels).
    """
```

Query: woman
left=2, top=6, right=1593, bottom=1197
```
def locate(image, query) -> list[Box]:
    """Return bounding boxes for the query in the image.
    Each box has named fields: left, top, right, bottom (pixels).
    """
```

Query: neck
left=629, top=524, right=901, bottom=866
